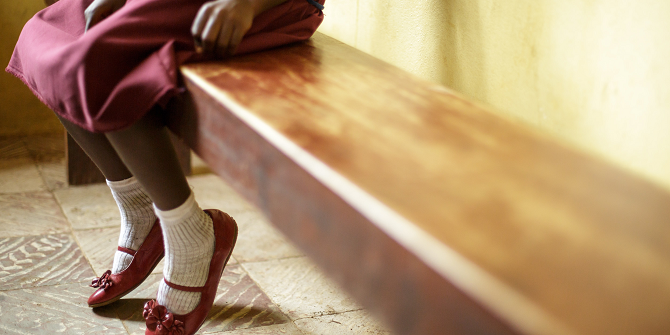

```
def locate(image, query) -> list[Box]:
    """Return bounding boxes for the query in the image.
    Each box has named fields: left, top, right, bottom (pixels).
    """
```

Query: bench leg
left=66, top=131, right=192, bottom=186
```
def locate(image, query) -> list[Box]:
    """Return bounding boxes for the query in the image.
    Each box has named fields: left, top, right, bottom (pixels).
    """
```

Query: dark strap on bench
left=306, top=0, right=324, bottom=11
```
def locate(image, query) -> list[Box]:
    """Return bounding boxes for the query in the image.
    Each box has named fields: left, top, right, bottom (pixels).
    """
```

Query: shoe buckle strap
left=117, top=246, right=137, bottom=256
left=163, top=278, right=205, bottom=293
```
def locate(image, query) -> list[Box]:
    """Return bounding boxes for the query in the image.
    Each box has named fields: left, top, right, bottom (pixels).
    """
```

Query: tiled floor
left=0, top=132, right=391, bottom=334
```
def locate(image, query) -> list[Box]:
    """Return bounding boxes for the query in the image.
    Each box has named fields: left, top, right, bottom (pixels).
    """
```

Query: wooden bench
left=73, top=31, right=670, bottom=334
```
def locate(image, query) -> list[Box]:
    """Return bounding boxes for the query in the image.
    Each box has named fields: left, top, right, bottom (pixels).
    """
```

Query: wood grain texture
left=23, top=131, right=65, bottom=163
left=178, top=32, right=670, bottom=335
left=0, top=138, right=31, bottom=161
left=176, top=72, right=517, bottom=335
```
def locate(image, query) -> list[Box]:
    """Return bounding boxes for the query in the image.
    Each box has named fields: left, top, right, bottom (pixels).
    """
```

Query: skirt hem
left=5, top=64, right=175, bottom=134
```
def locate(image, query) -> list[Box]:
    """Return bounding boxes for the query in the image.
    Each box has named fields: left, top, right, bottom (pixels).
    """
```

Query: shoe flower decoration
left=144, top=300, right=185, bottom=335
left=90, top=270, right=113, bottom=289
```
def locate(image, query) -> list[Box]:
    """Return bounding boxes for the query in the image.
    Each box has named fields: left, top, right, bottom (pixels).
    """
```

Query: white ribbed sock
left=155, top=192, right=214, bottom=315
left=107, top=177, right=157, bottom=274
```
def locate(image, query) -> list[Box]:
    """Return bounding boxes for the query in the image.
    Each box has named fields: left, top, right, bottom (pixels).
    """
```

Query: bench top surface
left=181, top=32, right=670, bottom=335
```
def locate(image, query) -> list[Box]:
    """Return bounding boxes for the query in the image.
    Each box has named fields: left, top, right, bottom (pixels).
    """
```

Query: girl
left=6, top=0, right=324, bottom=333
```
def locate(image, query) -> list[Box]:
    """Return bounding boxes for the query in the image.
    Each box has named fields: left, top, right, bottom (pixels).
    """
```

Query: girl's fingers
left=200, top=10, right=224, bottom=54
left=192, top=0, right=255, bottom=58
left=191, top=4, right=213, bottom=50
left=215, top=20, right=234, bottom=58
left=85, top=10, right=108, bottom=31
left=84, top=14, right=95, bottom=31
left=227, top=25, right=245, bottom=57
left=84, top=2, right=122, bottom=32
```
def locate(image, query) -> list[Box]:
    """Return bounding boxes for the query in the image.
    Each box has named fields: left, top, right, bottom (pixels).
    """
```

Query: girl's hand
left=191, top=0, right=257, bottom=58
left=84, top=0, right=126, bottom=32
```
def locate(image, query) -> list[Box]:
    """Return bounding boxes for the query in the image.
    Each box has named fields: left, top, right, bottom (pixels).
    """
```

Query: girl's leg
left=105, top=107, right=215, bottom=315
left=57, top=115, right=132, bottom=181
left=57, top=116, right=156, bottom=275
left=103, top=108, right=191, bottom=210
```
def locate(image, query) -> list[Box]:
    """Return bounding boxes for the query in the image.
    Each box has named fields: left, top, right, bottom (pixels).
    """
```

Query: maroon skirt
left=6, top=0, right=324, bottom=132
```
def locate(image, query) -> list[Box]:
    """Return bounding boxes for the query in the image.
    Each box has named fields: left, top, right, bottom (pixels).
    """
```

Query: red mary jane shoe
left=88, top=219, right=165, bottom=308
left=143, top=209, right=238, bottom=335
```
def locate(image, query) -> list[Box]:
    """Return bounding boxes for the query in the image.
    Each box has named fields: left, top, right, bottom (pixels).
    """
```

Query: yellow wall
left=1, top=0, right=62, bottom=136
left=318, top=0, right=670, bottom=190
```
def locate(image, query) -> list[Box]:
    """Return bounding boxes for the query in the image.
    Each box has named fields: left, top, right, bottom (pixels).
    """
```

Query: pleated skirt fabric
left=6, top=0, right=324, bottom=132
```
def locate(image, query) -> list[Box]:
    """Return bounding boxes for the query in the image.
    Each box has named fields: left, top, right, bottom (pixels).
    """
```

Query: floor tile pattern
left=220, top=323, right=304, bottom=334
left=0, top=132, right=391, bottom=334
left=0, top=234, right=94, bottom=291
left=295, top=310, right=391, bottom=335
left=242, top=257, right=362, bottom=320
left=0, top=192, right=70, bottom=238
left=74, top=227, right=138, bottom=277
left=0, top=138, right=48, bottom=193
left=38, top=159, right=68, bottom=191
left=0, top=282, right=127, bottom=334
left=232, top=210, right=303, bottom=263
left=115, top=266, right=289, bottom=335
left=200, top=265, right=290, bottom=333
left=0, top=158, right=47, bottom=193
left=190, top=174, right=256, bottom=215
left=54, top=183, right=123, bottom=230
